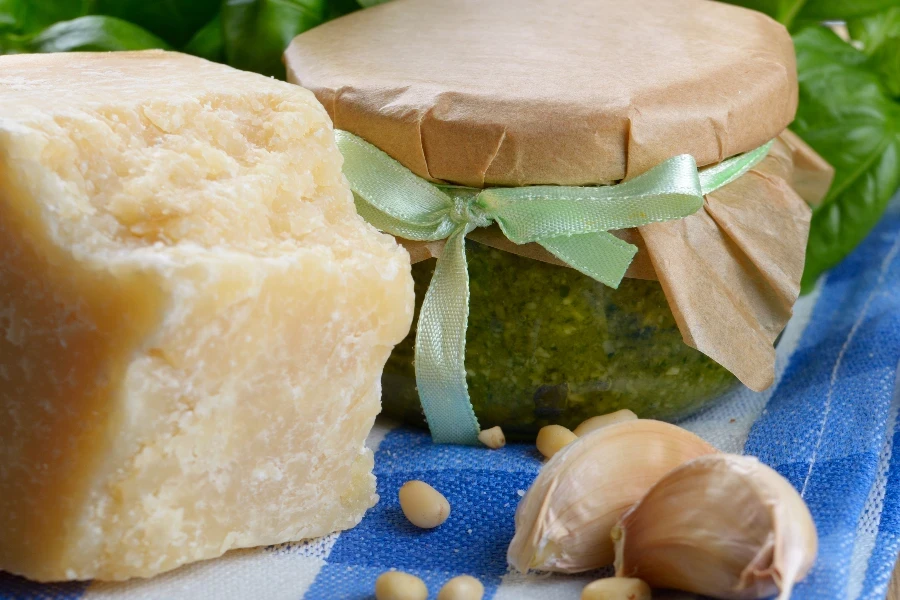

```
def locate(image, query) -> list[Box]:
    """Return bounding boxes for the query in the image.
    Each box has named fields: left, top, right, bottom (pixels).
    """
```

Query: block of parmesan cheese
left=0, top=51, right=413, bottom=581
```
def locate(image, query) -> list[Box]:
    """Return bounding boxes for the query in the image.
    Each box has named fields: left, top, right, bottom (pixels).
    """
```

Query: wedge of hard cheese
left=0, top=50, right=414, bottom=581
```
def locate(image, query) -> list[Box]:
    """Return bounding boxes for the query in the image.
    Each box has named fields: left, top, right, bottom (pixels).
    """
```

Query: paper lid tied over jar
left=284, top=0, right=798, bottom=187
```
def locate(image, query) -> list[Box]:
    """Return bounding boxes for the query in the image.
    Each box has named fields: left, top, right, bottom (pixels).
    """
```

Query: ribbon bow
left=337, top=130, right=772, bottom=444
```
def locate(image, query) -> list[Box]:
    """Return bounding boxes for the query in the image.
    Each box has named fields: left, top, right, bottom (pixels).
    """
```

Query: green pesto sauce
left=382, top=240, right=737, bottom=440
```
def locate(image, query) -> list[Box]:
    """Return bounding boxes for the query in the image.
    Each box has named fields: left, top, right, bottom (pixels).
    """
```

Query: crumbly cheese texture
left=0, top=51, right=413, bottom=581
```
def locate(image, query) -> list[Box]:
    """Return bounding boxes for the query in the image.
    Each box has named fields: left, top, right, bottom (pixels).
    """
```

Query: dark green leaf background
left=183, top=13, right=224, bottom=62
left=86, top=0, right=220, bottom=47
left=11, top=0, right=89, bottom=33
left=1, top=0, right=899, bottom=291
left=222, top=0, right=326, bottom=79
left=0, top=0, right=355, bottom=66
left=27, top=16, right=172, bottom=53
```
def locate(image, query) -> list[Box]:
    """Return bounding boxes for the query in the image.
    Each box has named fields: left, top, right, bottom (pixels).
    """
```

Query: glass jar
left=382, top=240, right=738, bottom=441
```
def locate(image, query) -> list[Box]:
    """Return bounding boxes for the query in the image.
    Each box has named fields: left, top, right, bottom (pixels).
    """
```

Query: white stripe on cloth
left=85, top=536, right=339, bottom=600
left=493, top=568, right=600, bottom=600
left=366, top=418, right=400, bottom=452
left=847, top=362, right=900, bottom=600
left=802, top=234, right=900, bottom=499
left=83, top=420, right=399, bottom=600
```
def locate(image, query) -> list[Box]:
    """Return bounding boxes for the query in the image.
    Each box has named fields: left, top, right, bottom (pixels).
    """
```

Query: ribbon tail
left=538, top=231, right=638, bottom=289
left=414, top=226, right=481, bottom=444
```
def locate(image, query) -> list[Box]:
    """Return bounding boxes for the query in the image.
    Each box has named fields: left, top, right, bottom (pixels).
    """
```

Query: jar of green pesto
left=381, top=241, right=737, bottom=440
left=286, top=0, right=822, bottom=442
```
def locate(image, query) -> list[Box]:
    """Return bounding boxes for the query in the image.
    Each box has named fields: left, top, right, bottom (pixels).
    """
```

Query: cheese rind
left=0, top=51, right=414, bottom=581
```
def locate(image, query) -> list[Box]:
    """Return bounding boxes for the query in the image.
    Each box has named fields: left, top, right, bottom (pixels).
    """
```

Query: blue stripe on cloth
left=744, top=207, right=900, bottom=600
left=859, top=372, right=900, bottom=600
left=0, top=574, right=86, bottom=600
left=861, top=397, right=900, bottom=599
left=304, top=429, right=541, bottom=599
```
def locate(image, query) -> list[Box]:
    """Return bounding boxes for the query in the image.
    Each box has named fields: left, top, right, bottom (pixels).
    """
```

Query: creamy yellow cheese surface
left=0, top=50, right=414, bottom=581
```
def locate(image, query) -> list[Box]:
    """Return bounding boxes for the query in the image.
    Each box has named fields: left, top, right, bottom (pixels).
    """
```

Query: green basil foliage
left=86, top=0, right=220, bottom=48
left=0, top=0, right=175, bottom=53
left=220, top=0, right=363, bottom=78
left=718, top=0, right=900, bottom=291
left=849, top=7, right=900, bottom=97
left=1, top=0, right=899, bottom=290
left=0, top=0, right=363, bottom=74
left=183, top=13, right=224, bottom=62
left=714, top=0, right=809, bottom=28
left=27, top=16, right=172, bottom=53
left=7, top=0, right=89, bottom=34
left=710, top=1, right=898, bottom=30
left=792, top=27, right=900, bottom=291
left=222, top=0, right=325, bottom=79
left=795, top=0, right=900, bottom=21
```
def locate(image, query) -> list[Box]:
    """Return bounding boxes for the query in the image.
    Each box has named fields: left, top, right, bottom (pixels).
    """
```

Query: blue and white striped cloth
left=4, top=197, right=900, bottom=600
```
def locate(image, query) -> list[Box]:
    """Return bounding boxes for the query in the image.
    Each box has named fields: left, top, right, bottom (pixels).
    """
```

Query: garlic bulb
left=613, top=454, right=817, bottom=600
left=507, top=420, right=717, bottom=573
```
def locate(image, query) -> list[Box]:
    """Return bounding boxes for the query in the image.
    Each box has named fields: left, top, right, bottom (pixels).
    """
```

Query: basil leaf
left=222, top=0, right=327, bottom=79
left=16, top=1, right=90, bottom=34
left=797, top=0, right=900, bottom=21
left=0, top=0, right=93, bottom=36
left=26, top=15, right=171, bottom=53
left=848, top=7, right=900, bottom=97
left=791, top=26, right=900, bottom=292
left=0, top=0, right=20, bottom=32
left=715, top=0, right=900, bottom=30
left=184, top=13, right=224, bottom=62
left=711, top=0, right=807, bottom=26
left=328, top=0, right=364, bottom=18
left=85, top=0, right=220, bottom=48
left=0, top=32, right=27, bottom=53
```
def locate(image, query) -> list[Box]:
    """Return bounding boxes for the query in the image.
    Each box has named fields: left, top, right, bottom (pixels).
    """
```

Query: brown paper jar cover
left=284, top=0, right=824, bottom=393
left=284, top=0, right=798, bottom=187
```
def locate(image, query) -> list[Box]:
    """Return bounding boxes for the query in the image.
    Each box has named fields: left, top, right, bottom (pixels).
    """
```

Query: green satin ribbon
left=336, top=129, right=772, bottom=444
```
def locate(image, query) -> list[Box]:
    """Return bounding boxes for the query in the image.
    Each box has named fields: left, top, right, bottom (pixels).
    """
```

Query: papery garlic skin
left=507, top=420, right=718, bottom=573
left=613, top=454, right=817, bottom=600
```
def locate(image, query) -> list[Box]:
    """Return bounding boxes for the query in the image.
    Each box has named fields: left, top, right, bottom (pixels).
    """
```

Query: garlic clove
left=613, top=453, right=817, bottom=600
left=507, top=419, right=718, bottom=573
left=573, top=409, right=638, bottom=437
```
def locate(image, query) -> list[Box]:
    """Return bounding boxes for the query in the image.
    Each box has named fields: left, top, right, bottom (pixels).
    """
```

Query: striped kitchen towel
left=4, top=196, right=900, bottom=600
